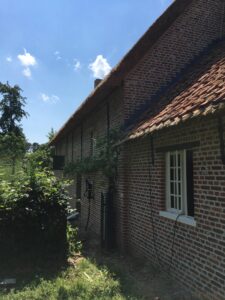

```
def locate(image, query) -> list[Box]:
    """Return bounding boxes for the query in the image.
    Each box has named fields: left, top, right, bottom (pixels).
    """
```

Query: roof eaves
left=50, top=0, right=192, bottom=145
left=117, top=101, right=225, bottom=146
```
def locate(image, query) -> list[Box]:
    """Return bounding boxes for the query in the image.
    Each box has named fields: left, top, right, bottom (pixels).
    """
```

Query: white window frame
left=165, top=150, right=187, bottom=215
left=160, top=149, right=196, bottom=227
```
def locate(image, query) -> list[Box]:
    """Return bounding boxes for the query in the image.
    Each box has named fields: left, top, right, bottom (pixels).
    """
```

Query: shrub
left=0, top=168, right=72, bottom=264
left=67, top=225, right=82, bottom=255
left=24, top=144, right=54, bottom=172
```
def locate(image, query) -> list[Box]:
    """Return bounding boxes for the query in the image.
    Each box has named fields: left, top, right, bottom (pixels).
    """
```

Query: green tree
left=0, top=82, right=28, bottom=174
left=47, top=127, right=56, bottom=142
left=24, top=129, right=56, bottom=174
left=0, top=82, right=27, bottom=134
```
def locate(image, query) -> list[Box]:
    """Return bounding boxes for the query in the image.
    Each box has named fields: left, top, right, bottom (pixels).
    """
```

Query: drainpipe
left=220, top=0, right=225, bottom=39
left=80, top=124, right=83, bottom=161
left=106, top=102, right=110, bottom=140
left=71, top=132, right=74, bottom=162
left=218, top=116, right=225, bottom=165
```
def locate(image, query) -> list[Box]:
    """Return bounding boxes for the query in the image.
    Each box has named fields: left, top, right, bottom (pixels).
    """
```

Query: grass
left=0, top=244, right=202, bottom=300
left=0, top=251, right=202, bottom=300
left=0, top=257, right=136, bottom=300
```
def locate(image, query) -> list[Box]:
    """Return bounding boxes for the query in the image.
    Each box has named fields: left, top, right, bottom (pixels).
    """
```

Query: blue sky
left=0, top=0, right=172, bottom=144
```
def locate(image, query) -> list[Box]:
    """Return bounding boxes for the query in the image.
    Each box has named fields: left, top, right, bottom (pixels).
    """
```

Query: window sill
left=159, top=211, right=196, bottom=227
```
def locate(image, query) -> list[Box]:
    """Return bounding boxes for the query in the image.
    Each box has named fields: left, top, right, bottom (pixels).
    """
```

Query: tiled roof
left=50, top=0, right=191, bottom=145
left=127, top=40, right=225, bottom=141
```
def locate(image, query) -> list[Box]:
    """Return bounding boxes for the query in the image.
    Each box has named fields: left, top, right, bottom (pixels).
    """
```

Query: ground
left=82, top=236, right=201, bottom=300
left=0, top=234, right=201, bottom=300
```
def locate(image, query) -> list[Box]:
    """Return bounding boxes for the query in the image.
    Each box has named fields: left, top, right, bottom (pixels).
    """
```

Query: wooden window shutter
left=186, top=150, right=194, bottom=216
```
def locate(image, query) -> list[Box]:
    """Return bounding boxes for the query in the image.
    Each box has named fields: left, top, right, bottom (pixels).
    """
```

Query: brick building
left=51, top=0, right=225, bottom=298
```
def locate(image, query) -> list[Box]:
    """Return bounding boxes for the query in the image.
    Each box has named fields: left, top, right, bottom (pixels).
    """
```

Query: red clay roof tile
left=128, top=41, right=225, bottom=140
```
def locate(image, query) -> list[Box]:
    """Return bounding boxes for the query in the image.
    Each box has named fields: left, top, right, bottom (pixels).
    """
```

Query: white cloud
left=6, top=56, right=12, bottom=63
left=89, top=55, right=111, bottom=79
left=23, top=67, right=31, bottom=78
left=41, top=93, right=60, bottom=104
left=41, top=93, right=49, bottom=102
left=54, top=51, right=62, bottom=60
left=74, top=59, right=81, bottom=71
left=17, top=49, right=37, bottom=78
left=18, top=49, right=37, bottom=67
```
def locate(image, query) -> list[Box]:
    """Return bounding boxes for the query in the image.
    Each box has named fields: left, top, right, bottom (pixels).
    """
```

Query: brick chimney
left=94, top=79, right=102, bottom=88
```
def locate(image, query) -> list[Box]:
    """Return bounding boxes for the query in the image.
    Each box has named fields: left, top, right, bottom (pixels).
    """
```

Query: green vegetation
left=0, top=167, right=74, bottom=263
left=0, top=258, right=133, bottom=300
left=0, top=81, right=81, bottom=268
left=0, top=83, right=133, bottom=300
left=0, top=82, right=28, bottom=175
left=0, top=159, right=22, bottom=180
left=64, top=128, right=121, bottom=186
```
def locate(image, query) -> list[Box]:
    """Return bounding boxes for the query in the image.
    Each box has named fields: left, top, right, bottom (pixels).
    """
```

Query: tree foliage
left=24, top=129, right=56, bottom=173
left=0, top=82, right=28, bottom=174
left=0, top=82, right=27, bottom=135
left=24, top=144, right=53, bottom=173
left=47, top=127, right=56, bottom=142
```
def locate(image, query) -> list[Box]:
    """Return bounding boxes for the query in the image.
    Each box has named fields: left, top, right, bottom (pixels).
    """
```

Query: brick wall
left=53, top=1, right=225, bottom=297
left=119, top=115, right=225, bottom=299
left=55, top=87, right=124, bottom=232
left=124, top=0, right=225, bottom=123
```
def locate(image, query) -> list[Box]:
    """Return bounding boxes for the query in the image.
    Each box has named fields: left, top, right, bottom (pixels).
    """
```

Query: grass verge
left=0, top=257, right=136, bottom=300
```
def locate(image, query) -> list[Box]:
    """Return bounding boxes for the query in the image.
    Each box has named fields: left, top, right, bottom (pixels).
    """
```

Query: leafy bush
left=67, top=225, right=82, bottom=255
left=0, top=168, right=72, bottom=263
left=24, top=144, right=54, bottom=172
left=64, top=128, right=121, bottom=185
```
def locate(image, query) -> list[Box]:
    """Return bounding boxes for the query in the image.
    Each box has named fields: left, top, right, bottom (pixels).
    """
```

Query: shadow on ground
left=0, top=254, right=68, bottom=291
left=81, top=234, right=201, bottom=300
left=0, top=234, right=203, bottom=300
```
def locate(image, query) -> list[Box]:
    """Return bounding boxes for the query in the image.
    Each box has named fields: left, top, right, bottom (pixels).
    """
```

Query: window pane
left=178, top=153, right=181, bottom=166
left=178, top=197, right=181, bottom=210
left=167, top=150, right=185, bottom=212
left=178, top=182, right=181, bottom=196
left=171, top=195, right=175, bottom=208
left=170, top=154, right=175, bottom=167
left=174, top=182, right=177, bottom=194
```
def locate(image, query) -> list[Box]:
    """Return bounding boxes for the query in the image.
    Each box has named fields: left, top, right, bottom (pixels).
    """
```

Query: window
left=166, top=150, right=185, bottom=213
left=166, top=150, right=194, bottom=217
